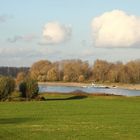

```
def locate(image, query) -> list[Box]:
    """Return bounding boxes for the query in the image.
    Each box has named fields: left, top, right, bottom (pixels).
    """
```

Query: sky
left=0, top=0, right=140, bottom=66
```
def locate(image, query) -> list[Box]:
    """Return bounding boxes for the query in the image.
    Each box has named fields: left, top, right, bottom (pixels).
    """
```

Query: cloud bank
left=42, top=21, right=72, bottom=45
left=7, top=34, right=37, bottom=43
left=91, top=10, right=140, bottom=47
left=0, top=15, right=12, bottom=23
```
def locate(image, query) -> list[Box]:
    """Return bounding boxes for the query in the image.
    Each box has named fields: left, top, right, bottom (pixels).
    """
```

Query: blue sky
left=0, top=0, right=140, bottom=66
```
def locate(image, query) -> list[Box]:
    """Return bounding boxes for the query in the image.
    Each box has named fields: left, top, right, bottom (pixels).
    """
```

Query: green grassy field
left=0, top=94, right=140, bottom=140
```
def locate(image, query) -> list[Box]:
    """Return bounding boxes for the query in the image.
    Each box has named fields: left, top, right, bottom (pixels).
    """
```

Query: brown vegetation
left=29, top=59, right=140, bottom=84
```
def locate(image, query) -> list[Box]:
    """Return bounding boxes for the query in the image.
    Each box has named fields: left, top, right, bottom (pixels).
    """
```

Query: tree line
left=29, top=59, right=140, bottom=84
left=0, top=59, right=139, bottom=84
left=0, top=67, right=29, bottom=77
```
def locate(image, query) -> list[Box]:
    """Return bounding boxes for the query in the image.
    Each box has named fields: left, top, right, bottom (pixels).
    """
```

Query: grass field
left=0, top=94, right=140, bottom=140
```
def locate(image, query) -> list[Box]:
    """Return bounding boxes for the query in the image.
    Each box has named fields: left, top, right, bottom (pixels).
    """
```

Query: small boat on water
left=82, top=85, right=88, bottom=88
left=81, top=83, right=110, bottom=89
left=91, top=83, right=110, bottom=88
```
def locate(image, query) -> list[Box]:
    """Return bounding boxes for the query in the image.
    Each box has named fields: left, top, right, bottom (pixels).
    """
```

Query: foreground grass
left=0, top=94, right=140, bottom=140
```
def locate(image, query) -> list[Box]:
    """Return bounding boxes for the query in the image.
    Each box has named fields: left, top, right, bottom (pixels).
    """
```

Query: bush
left=19, top=78, right=39, bottom=99
left=19, top=82, right=26, bottom=98
left=0, top=76, right=15, bottom=101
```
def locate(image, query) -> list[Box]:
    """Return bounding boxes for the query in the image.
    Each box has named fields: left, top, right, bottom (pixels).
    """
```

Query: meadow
left=0, top=93, right=140, bottom=140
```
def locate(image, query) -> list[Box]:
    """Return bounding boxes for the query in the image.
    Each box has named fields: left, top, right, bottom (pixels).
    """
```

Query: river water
left=39, top=85, right=140, bottom=96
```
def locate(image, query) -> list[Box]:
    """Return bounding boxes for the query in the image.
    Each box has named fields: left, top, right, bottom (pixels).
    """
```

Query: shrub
left=19, top=78, right=39, bottom=99
left=19, top=82, right=26, bottom=98
left=0, top=76, right=15, bottom=101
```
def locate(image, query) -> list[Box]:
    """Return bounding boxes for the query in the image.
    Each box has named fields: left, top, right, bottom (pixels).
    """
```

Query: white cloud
left=91, top=10, right=140, bottom=47
left=42, top=21, right=72, bottom=45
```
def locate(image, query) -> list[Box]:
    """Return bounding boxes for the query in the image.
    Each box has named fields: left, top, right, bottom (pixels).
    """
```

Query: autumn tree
left=62, top=59, right=90, bottom=82
left=47, top=67, right=58, bottom=81
left=125, top=60, right=140, bottom=83
left=16, top=72, right=27, bottom=85
left=78, top=75, right=85, bottom=82
left=30, top=60, right=52, bottom=81
left=92, top=60, right=111, bottom=82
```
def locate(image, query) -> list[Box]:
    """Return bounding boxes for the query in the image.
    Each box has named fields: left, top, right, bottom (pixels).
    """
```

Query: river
left=39, top=85, right=140, bottom=96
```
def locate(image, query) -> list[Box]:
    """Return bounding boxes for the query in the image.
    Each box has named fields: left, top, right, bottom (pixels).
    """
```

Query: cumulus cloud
left=91, top=10, right=140, bottom=47
left=41, top=21, right=72, bottom=45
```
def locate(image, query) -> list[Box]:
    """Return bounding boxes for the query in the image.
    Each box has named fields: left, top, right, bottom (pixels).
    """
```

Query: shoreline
left=39, top=82, right=90, bottom=87
left=38, top=82, right=140, bottom=90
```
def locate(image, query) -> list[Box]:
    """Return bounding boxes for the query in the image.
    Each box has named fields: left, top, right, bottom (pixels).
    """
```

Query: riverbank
left=39, top=82, right=89, bottom=87
left=102, top=83, right=140, bottom=90
left=39, top=82, right=140, bottom=90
